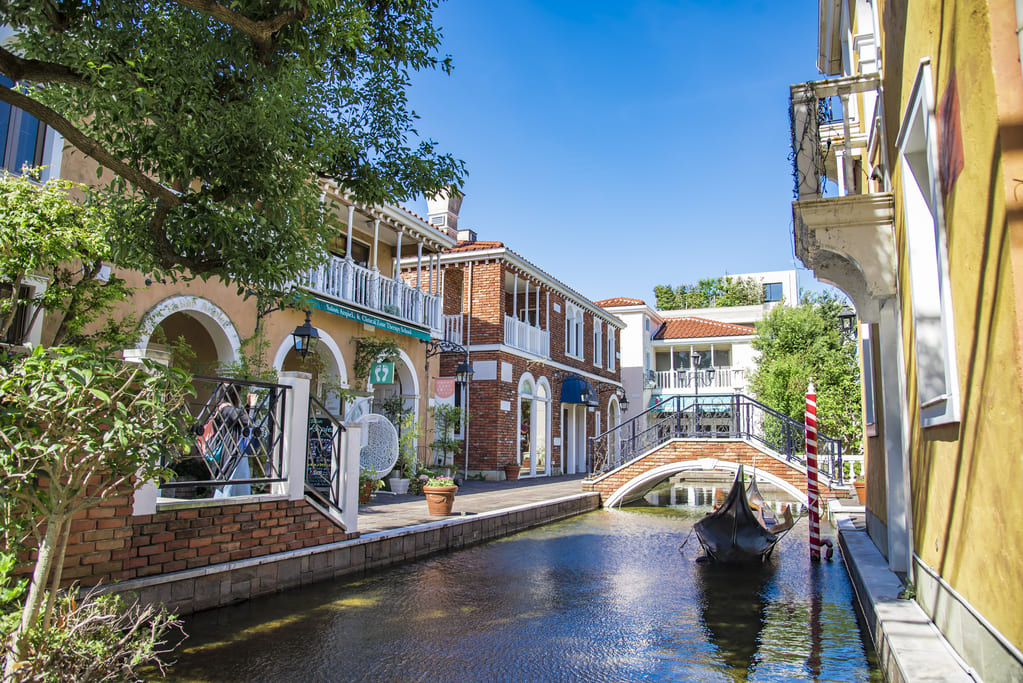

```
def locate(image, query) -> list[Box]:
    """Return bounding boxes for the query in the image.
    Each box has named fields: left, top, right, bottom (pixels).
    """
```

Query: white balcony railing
left=790, top=74, right=881, bottom=201
left=653, top=367, right=746, bottom=393
left=504, top=315, right=550, bottom=357
left=299, top=254, right=441, bottom=332
left=443, top=314, right=462, bottom=345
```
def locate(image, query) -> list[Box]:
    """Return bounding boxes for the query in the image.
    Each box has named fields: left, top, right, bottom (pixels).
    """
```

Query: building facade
left=402, top=194, right=625, bottom=479
left=790, top=0, right=1023, bottom=677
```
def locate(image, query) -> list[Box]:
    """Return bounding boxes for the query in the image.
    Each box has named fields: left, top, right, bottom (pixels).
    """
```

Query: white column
left=340, top=421, right=362, bottom=532
left=277, top=371, right=312, bottom=501
left=546, top=291, right=550, bottom=334
left=840, top=92, right=855, bottom=195
left=371, top=218, right=380, bottom=271
left=429, top=254, right=435, bottom=295
left=513, top=275, right=518, bottom=317
left=394, top=229, right=403, bottom=278
left=345, top=205, right=355, bottom=260
left=416, top=241, right=423, bottom=289
left=525, top=280, right=531, bottom=324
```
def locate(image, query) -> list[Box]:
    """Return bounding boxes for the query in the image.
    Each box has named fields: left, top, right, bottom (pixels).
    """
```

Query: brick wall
left=582, top=439, right=847, bottom=499
left=58, top=494, right=354, bottom=587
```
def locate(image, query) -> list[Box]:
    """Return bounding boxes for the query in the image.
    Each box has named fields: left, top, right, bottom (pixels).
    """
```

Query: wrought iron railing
left=588, top=393, right=844, bottom=483
left=161, top=376, right=289, bottom=498
left=305, top=396, right=347, bottom=517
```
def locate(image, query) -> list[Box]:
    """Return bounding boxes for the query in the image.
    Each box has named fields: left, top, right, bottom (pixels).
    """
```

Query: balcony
left=652, top=367, right=746, bottom=394
left=504, top=315, right=550, bottom=357
left=789, top=73, right=897, bottom=318
left=299, top=254, right=441, bottom=332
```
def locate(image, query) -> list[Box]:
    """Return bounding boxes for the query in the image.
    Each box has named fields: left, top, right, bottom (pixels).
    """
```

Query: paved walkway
left=356, top=474, right=589, bottom=534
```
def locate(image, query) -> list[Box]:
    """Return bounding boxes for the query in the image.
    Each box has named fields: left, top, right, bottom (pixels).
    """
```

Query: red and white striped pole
left=805, top=381, right=822, bottom=561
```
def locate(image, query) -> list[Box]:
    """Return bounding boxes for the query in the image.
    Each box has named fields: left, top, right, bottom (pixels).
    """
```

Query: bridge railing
left=588, top=393, right=844, bottom=483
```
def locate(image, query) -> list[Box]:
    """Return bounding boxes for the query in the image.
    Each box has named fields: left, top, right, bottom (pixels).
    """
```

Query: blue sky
left=407, top=1, right=826, bottom=307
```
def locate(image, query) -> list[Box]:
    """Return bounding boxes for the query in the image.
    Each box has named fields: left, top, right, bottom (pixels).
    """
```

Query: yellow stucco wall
left=884, top=0, right=1023, bottom=649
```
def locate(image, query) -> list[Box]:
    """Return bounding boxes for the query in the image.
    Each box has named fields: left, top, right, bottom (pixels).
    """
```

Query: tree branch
left=0, top=85, right=182, bottom=207
left=0, top=46, right=88, bottom=87
left=173, top=0, right=309, bottom=51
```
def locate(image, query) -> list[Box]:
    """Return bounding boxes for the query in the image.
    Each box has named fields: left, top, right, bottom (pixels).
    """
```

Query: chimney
left=457, top=228, right=477, bottom=243
left=426, top=187, right=463, bottom=233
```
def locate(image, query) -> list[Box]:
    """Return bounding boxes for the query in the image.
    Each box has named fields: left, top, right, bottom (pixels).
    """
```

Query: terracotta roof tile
left=446, top=240, right=505, bottom=253
left=596, top=297, right=646, bottom=307
left=653, top=317, right=756, bottom=340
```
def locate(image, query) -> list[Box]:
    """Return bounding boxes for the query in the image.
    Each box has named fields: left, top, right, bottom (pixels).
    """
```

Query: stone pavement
left=356, top=474, right=588, bottom=534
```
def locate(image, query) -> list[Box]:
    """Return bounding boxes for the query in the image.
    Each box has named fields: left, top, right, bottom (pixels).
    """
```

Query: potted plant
left=422, top=474, right=458, bottom=515
left=359, top=466, right=383, bottom=504
left=430, top=403, right=467, bottom=478
left=503, top=462, right=522, bottom=481
left=388, top=412, right=421, bottom=495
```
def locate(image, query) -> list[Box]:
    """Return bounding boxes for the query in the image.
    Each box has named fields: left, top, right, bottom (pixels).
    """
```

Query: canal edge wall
left=835, top=518, right=975, bottom=682
left=96, top=492, right=601, bottom=616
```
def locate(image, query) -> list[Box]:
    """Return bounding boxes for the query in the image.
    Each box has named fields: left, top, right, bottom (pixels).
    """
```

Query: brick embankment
left=582, top=439, right=848, bottom=501
left=58, top=493, right=354, bottom=587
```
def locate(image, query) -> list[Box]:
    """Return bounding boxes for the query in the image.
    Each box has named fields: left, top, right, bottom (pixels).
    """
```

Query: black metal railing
left=305, top=395, right=346, bottom=517
left=161, top=375, right=289, bottom=498
left=588, top=393, right=844, bottom=482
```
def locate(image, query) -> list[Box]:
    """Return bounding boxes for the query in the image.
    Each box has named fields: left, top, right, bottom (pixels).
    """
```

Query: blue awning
left=560, top=376, right=599, bottom=406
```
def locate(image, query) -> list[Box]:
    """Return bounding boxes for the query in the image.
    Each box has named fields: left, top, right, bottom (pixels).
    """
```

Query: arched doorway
left=518, top=374, right=551, bottom=477
left=273, top=330, right=348, bottom=416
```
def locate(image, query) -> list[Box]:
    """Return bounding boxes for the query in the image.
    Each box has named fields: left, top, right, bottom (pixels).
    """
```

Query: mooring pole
left=805, top=381, right=822, bottom=561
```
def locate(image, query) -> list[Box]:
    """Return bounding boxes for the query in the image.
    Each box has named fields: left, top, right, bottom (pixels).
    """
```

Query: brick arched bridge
left=584, top=394, right=852, bottom=507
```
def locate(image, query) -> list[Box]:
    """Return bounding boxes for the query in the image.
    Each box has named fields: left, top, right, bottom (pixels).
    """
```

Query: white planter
left=388, top=478, right=410, bottom=495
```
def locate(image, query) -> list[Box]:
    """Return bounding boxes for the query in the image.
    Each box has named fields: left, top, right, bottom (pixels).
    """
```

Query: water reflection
left=165, top=475, right=880, bottom=682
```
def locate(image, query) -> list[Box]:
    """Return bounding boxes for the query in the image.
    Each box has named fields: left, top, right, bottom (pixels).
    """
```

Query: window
left=565, top=303, right=584, bottom=358
left=896, top=61, right=960, bottom=426
left=0, top=76, right=47, bottom=174
left=593, top=320, right=602, bottom=366
left=607, top=328, right=615, bottom=371
left=763, top=282, right=783, bottom=302
left=0, top=283, right=31, bottom=345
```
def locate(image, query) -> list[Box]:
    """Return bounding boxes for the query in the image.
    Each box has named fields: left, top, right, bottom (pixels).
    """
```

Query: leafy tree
left=748, top=292, right=862, bottom=453
left=429, top=402, right=465, bottom=471
left=0, top=171, right=132, bottom=347
left=654, top=276, right=764, bottom=310
left=0, top=346, right=193, bottom=675
left=0, top=1, right=465, bottom=290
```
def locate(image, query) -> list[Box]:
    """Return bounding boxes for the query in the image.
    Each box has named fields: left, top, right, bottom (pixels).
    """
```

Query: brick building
left=402, top=193, right=625, bottom=479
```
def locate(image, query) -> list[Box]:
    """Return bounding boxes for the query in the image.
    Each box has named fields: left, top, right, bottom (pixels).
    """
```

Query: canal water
left=165, top=474, right=881, bottom=682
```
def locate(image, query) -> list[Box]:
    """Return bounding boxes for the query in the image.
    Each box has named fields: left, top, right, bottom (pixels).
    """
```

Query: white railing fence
left=504, top=315, right=550, bottom=357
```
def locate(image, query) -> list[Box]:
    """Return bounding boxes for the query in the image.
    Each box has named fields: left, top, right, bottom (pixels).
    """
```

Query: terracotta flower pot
left=503, top=464, right=521, bottom=481
left=423, top=485, right=458, bottom=515
left=359, top=480, right=376, bottom=504
left=854, top=479, right=867, bottom=504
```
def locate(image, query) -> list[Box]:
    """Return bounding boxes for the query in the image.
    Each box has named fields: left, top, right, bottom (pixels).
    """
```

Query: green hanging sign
left=370, top=362, right=394, bottom=384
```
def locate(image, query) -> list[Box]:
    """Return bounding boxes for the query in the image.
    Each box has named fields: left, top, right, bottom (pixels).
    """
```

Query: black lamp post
left=618, top=389, right=629, bottom=413
left=291, top=311, right=320, bottom=360
left=838, top=306, right=857, bottom=341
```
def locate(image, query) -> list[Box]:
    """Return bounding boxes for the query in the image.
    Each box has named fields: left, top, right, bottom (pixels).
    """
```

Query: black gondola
left=693, top=465, right=794, bottom=563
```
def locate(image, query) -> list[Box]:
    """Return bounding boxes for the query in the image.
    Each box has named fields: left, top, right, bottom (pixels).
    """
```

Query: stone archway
left=137, top=296, right=241, bottom=371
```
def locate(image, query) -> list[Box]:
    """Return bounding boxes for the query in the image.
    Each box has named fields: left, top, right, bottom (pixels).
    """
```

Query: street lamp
left=290, top=311, right=320, bottom=360
left=617, top=388, right=629, bottom=413
left=838, top=306, right=857, bottom=341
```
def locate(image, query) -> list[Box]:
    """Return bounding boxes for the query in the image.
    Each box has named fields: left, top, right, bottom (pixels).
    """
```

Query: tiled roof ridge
left=596, top=297, right=646, bottom=307
left=653, top=316, right=757, bottom=340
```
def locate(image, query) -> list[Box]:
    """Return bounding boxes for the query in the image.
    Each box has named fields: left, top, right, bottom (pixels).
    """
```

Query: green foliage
left=13, top=592, right=182, bottom=682
left=395, top=412, right=422, bottom=480
left=654, top=276, right=764, bottom=310
left=429, top=403, right=465, bottom=468
left=0, top=171, right=132, bottom=347
left=0, top=345, right=193, bottom=674
left=217, top=331, right=278, bottom=383
left=749, top=292, right=862, bottom=453
left=1, top=2, right=465, bottom=290
left=351, top=336, right=401, bottom=390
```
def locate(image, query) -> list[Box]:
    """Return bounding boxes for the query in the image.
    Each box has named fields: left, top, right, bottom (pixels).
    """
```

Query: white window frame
left=593, top=320, right=602, bottom=366
left=607, top=327, right=615, bottom=371
left=895, top=59, right=960, bottom=427
left=565, top=303, right=584, bottom=359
